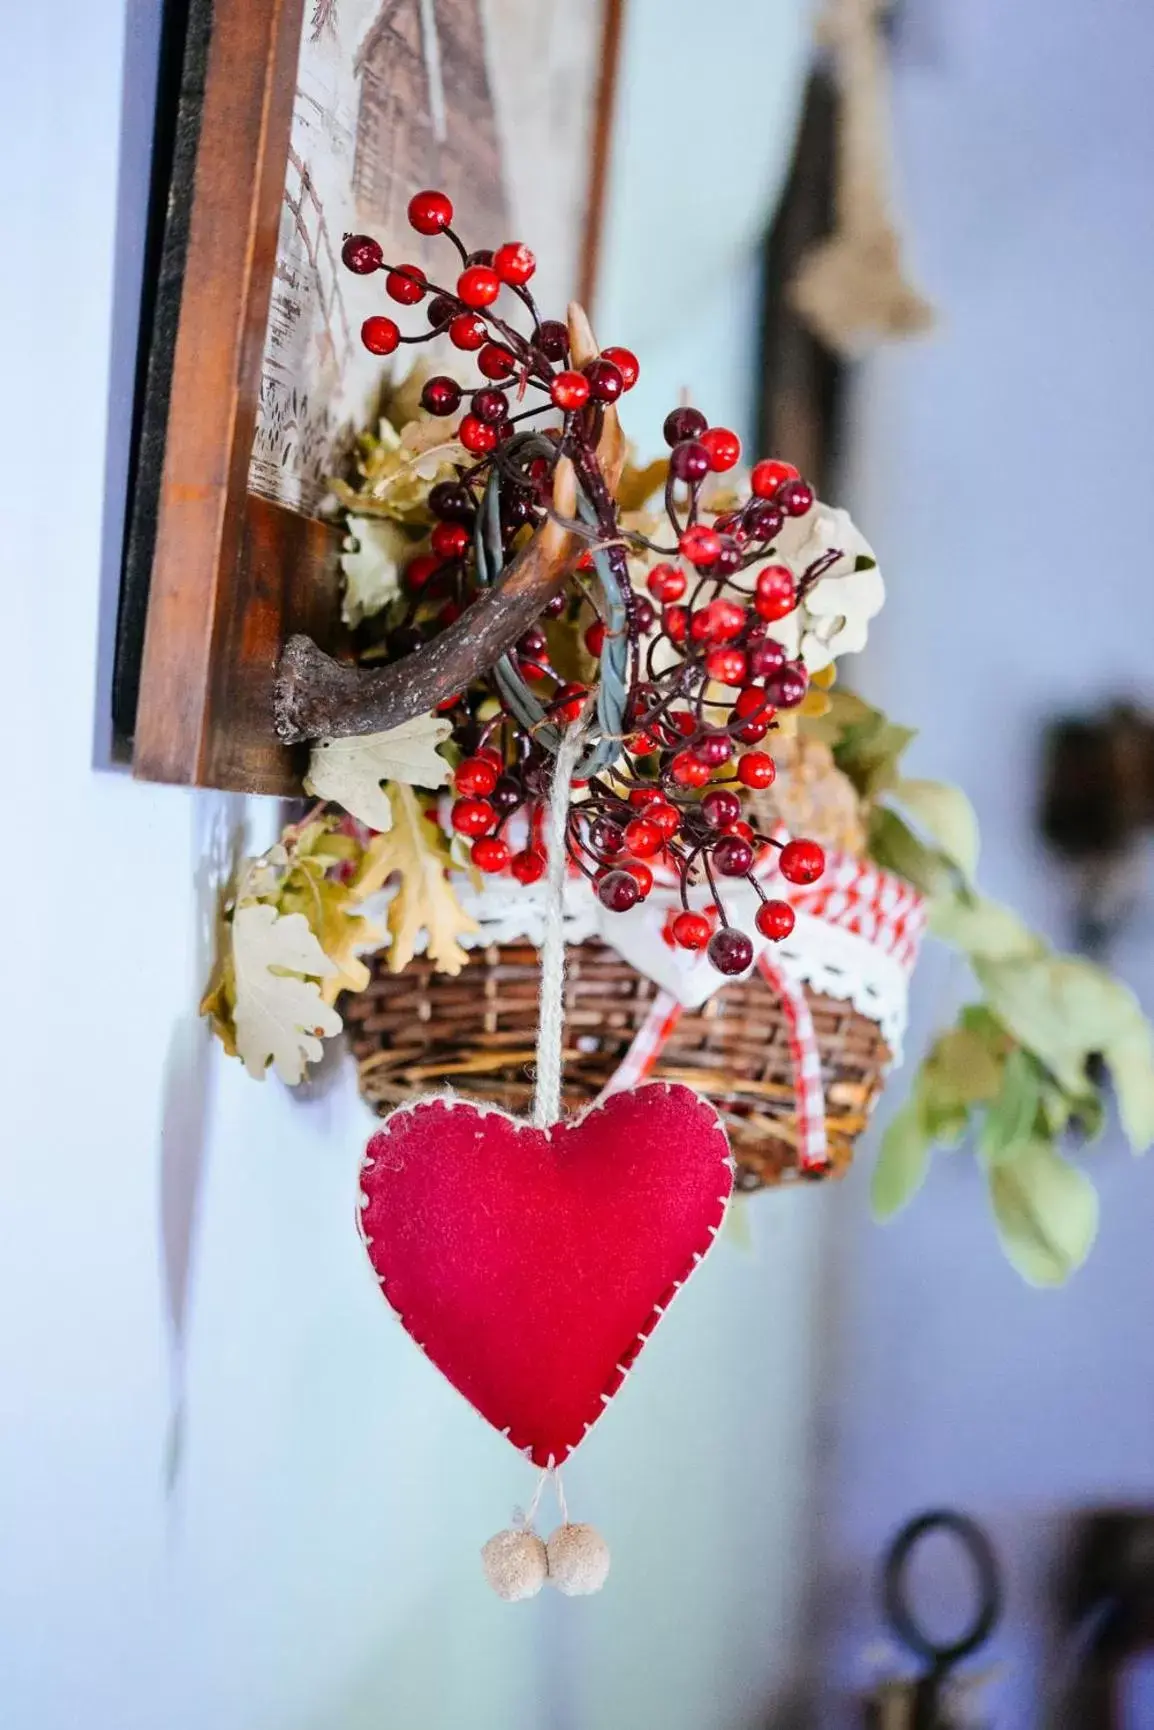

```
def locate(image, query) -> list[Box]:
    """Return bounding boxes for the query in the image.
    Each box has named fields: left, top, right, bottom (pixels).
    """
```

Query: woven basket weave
left=345, top=939, right=891, bottom=1190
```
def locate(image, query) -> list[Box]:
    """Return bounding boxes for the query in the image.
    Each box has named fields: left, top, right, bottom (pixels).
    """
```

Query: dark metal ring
left=473, top=432, right=629, bottom=780
left=882, top=1509, right=1002, bottom=1669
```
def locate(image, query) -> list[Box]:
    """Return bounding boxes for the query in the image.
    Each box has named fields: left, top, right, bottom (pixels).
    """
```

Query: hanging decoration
left=195, top=186, right=1154, bottom=1591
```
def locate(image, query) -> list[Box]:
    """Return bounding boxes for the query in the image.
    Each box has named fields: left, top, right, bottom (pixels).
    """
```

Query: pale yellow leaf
left=230, top=904, right=342, bottom=1084
left=340, top=517, right=410, bottom=627
left=352, top=785, right=477, bottom=975
left=304, top=714, right=452, bottom=830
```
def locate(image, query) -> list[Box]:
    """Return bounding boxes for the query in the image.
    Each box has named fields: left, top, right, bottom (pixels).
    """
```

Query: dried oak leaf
left=230, top=903, right=342, bottom=1084
left=352, top=784, right=477, bottom=976
left=304, top=713, right=452, bottom=831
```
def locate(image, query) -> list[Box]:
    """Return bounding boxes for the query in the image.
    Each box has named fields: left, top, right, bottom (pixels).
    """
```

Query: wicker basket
left=345, top=939, right=891, bottom=1190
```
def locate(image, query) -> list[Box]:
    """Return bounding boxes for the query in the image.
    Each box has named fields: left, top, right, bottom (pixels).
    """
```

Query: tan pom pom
left=481, top=1528, right=549, bottom=1601
left=545, top=1522, right=611, bottom=1596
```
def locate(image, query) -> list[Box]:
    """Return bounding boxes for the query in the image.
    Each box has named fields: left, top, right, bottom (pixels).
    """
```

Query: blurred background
left=3, top=0, right=1154, bottom=1725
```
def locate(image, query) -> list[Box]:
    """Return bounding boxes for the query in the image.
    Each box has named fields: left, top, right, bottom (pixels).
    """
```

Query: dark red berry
left=472, top=836, right=511, bottom=873
left=628, top=596, right=656, bottom=633
left=765, top=662, right=809, bottom=709
left=714, top=537, right=742, bottom=577
left=663, top=406, right=708, bottom=447
left=491, top=775, right=522, bottom=815
left=426, top=294, right=456, bottom=330
left=737, top=752, right=776, bottom=789
left=429, top=481, right=474, bottom=523
left=422, top=375, right=462, bottom=416
left=537, top=320, right=569, bottom=362
left=757, top=899, right=796, bottom=940
left=747, top=501, right=784, bottom=541
left=342, top=233, right=382, bottom=274
left=590, top=817, right=625, bottom=857
left=747, top=638, right=787, bottom=679
left=493, top=241, right=536, bottom=285
left=699, top=426, right=741, bottom=472
left=585, top=358, right=625, bottom=403
left=466, top=249, right=496, bottom=268
left=449, top=313, right=488, bottom=350
left=778, top=478, right=815, bottom=517
left=713, top=835, right=754, bottom=876
left=386, top=264, right=427, bottom=305
left=696, top=732, right=733, bottom=767
left=708, top=927, right=754, bottom=975
left=597, top=869, right=642, bottom=912
left=670, top=440, right=710, bottom=482
left=471, top=387, right=509, bottom=424
left=407, top=189, right=453, bottom=234
left=701, top=788, right=742, bottom=829
left=751, top=458, right=800, bottom=498
left=779, top=838, right=825, bottom=885
left=600, top=346, right=639, bottom=389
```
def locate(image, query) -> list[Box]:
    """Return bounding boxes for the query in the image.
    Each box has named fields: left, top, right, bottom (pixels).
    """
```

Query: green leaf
left=835, top=711, right=918, bottom=798
left=974, top=957, right=1094, bottom=1096
left=925, top=1023, right=1005, bottom=1106
left=867, top=806, right=953, bottom=897
left=871, top=1096, right=933, bottom=1220
left=928, top=892, right=1046, bottom=961
left=895, top=779, right=980, bottom=879
left=979, top=1047, right=1043, bottom=1164
left=1106, top=1027, right=1154, bottom=1152
left=986, top=1139, right=1099, bottom=1286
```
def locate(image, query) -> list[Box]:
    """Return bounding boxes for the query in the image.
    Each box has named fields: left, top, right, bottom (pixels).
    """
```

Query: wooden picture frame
left=118, top=0, right=510, bottom=794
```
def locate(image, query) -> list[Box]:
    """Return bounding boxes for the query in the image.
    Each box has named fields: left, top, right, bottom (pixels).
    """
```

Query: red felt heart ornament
left=358, top=1084, right=732, bottom=1467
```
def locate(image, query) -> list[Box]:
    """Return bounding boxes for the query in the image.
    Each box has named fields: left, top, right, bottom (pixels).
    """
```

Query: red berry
left=407, top=189, right=453, bottom=234
left=585, top=620, right=607, bottom=656
left=778, top=478, right=815, bottom=518
left=477, top=745, right=504, bottom=770
left=600, top=346, right=639, bottom=389
left=647, top=563, right=686, bottom=603
left=449, top=313, right=488, bottom=350
left=342, top=233, right=383, bottom=274
left=623, top=817, right=662, bottom=857
left=713, top=835, right=754, bottom=876
left=671, top=911, right=712, bottom=951
left=751, top=458, right=800, bottom=499
left=493, top=241, right=536, bottom=285
left=699, top=426, right=741, bottom=472
left=455, top=756, right=498, bottom=796
left=470, top=387, right=509, bottom=425
left=553, top=681, right=587, bottom=722
left=754, top=564, right=797, bottom=621
left=511, top=848, right=547, bottom=884
left=734, top=686, right=771, bottom=720
left=551, top=370, right=591, bottom=411
left=620, top=859, right=654, bottom=897
left=708, top=927, right=754, bottom=976
left=701, top=788, right=742, bottom=829
left=451, top=797, right=497, bottom=837
left=757, top=899, right=796, bottom=941
left=404, top=553, right=440, bottom=591
left=478, top=343, right=517, bottom=380
left=458, top=264, right=500, bottom=307
left=597, top=869, right=641, bottom=913
left=361, top=315, right=400, bottom=355
left=460, top=414, right=498, bottom=454
left=472, top=836, right=511, bottom=873
left=737, top=752, right=776, bottom=790
left=386, top=264, right=427, bottom=304
left=779, top=838, right=825, bottom=885
left=679, top=525, right=722, bottom=567
left=667, top=711, right=697, bottom=737
left=422, top=375, right=462, bottom=416
left=705, top=647, right=747, bottom=686
left=664, top=604, right=688, bottom=643
left=670, top=750, right=710, bottom=789
left=585, top=358, right=625, bottom=403
left=431, top=520, right=469, bottom=560
left=663, top=406, right=707, bottom=447
left=726, top=818, right=755, bottom=843
left=646, top=799, right=681, bottom=839
left=705, top=598, right=746, bottom=642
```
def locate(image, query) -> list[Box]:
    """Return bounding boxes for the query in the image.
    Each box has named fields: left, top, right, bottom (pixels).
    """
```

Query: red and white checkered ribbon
left=601, top=845, right=926, bottom=1173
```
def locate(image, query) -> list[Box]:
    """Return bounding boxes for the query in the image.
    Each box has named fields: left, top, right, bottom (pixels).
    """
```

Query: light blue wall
left=814, top=0, right=1154, bottom=1720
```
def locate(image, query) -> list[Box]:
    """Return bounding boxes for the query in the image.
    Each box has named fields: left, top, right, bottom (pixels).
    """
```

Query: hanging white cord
left=533, top=725, right=585, bottom=1130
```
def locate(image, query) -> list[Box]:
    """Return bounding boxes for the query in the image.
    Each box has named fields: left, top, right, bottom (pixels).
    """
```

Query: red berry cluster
left=343, top=191, right=832, bottom=976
